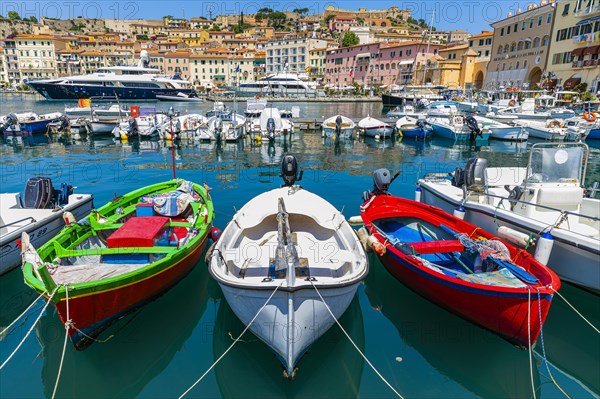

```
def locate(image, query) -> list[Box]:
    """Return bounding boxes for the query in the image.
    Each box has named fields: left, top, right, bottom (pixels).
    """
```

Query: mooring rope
left=550, top=287, right=599, bottom=334
left=51, top=285, right=71, bottom=399
left=178, top=281, right=283, bottom=399
left=535, top=289, right=571, bottom=399
left=0, top=292, right=45, bottom=338
left=0, top=286, right=59, bottom=370
left=309, top=281, right=404, bottom=399
left=527, top=288, right=537, bottom=399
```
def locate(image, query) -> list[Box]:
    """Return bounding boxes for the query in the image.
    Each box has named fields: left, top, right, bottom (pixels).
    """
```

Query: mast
left=421, top=9, right=435, bottom=85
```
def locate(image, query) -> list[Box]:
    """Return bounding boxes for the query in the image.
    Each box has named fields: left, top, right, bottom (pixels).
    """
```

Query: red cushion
left=107, top=216, right=169, bottom=248
left=408, top=240, right=464, bottom=254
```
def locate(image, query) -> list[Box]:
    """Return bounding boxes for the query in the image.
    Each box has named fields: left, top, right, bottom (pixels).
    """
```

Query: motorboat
left=248, top=107, right=293, bottom=140
left=473, top=115, right=528, bottom=141
left=497, top=97, right=576, bottom=121
left=208, top=156, right=368, bottom=378
left=357, top=116, right=394, bottom=138
left=0, top=112, right=66, bottom=135
left=244, top=97, right=268, bottom=118
left=114, top=106, right=167, bottom=139
left=514, top=119, right=587, bottom=141
left=25, top=51, right=197, bottom=100
left=386, top=104, right=420, bottom=119
left=562, top=115, right=600, bottom=140
left=200, top=112, right=245, bottom=142
left=427, top=114, right=491, bottom=141
left=321, top=115, right=355, bottom=139
left=160, top=113, right=208, bottom=140
left=360, top=169, right=560, bottom=346
left=395, top=116, right=432, bottom=140
left=156, top=92, right=203, bottom=102
left=417, top=143, right=600, bottom=293
left=0, top=177, right=93, bottom=274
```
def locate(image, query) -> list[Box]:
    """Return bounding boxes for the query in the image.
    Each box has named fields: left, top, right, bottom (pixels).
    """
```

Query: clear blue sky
left=3, top=1, right=538, bottom=34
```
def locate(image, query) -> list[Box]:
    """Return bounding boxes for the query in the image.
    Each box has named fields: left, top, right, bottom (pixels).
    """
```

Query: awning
left=214, top=75, right=225, bottom=79
left=584, top=45, right=600, bottom=55
left=571, top=47, right=586, bottom=57
left=563, top=77, right=582, bottom=89
left=399, top=60, right=414, bottom=65
left=356, top=52, right=371, bottom=59
left=576, top=14, right=600, bottom=26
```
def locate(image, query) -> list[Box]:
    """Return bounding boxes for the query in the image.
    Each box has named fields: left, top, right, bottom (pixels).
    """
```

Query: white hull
left=523, top=126, right=566, bottom=141
left=322, top=126, right=354, bottom=139
left=0, top=193, right=93, bottom=274
left=221, top=282, right=359, bottom=373
left=489, top=126, right=529, bottom=141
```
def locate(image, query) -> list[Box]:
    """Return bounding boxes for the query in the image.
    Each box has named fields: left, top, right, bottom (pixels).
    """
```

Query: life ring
left=583, top=112, right=597, bottom=122
left=183, top=119, right=188, bottom=129
left=508, top=99, right=517, bottom=107
left=548, top=120, right=562, bottom=128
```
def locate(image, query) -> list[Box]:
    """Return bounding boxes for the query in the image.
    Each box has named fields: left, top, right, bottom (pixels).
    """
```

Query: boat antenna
left=168, top=106, right=177, bottom=179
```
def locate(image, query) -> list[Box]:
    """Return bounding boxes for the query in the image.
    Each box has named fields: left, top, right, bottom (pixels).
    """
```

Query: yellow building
left=485, top=1, right=555, bottom=90
left=469, top=30, right=494, bottom=88
left=168, top=29, right=209, bottom=46
left=547, top=0, right=600, bottom=93
left=308, top=48, right=328, bottom=80
left=424, top=44, right=478, bottom=88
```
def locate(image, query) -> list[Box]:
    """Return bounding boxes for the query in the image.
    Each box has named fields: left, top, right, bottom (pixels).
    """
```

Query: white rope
left=51, top=285, right=70, bottom=399
left=551, top=287, right=599, bottom=334
left=535, top=289, right=571, bottom=399
left=310, top=281, right=404, bottom=399
left=178, top=281, right=284, bottom=399
left=527, top=288, right=537, bottom=399
left=0, top=286, right=59, bottom=370
left=0, top=291, right=45, bottom=338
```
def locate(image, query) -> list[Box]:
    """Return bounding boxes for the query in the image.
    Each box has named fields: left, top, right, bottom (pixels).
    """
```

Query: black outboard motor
left=463, top=157, right=488, bottom=189
left=280, top=154, right=303, bottom=187
left=59, top=115, right=70, bottom=131
left=465, top=116, right=482, bottom=141
left=266, top=117, right=276, bottom=140
left=24, top=177, right=54, bottom=209
left=335, top=115, right=343, bottom=135
left=127, top=117, right=138, bottom=137
left=1, top=113, right=19, bottom=132
left=214, top=117, right=223, bottom=141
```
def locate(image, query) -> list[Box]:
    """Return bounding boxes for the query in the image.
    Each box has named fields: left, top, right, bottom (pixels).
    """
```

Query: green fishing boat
left=21, top=179, right=214, bottom=349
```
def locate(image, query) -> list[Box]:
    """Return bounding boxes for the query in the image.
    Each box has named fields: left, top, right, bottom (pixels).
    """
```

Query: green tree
left=342, top=31, right=359, bottom=47
left=258, top=7, right=273, bottom=13
left=29, top=16, right=38, bottom=23
left=267, top=11, right=287, bottom=29
left=324, top=14, right=335, bottom=24
left=8, top=11, right=21, bottom=20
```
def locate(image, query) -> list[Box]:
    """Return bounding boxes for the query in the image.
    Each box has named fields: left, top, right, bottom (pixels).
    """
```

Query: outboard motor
left=372, top=168, right=392, bottom=196
left=463, top=157, right=488, bottom=189
left=59, top=115, right=70, bottom=131
left=1, top=113, right=19, bottom=132
left=416, top=119, right=427, bottom=129
left=24, top=177, right=54, bottom=209
left=54, top=182, right=74, bottom=206
left=127, top=117, right=138, bottom=136
left=465, top=116, right=482, bottom=141
left=214, top=117, right=223, bottom=141
left=335, top=115, right=343, bottom=135
left=280, top=154, right=303, bottom=187
left=266, top=117, right=276, bottom=140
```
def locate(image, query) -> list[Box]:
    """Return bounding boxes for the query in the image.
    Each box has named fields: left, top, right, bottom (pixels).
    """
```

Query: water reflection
left=37, top=264, right=210, bottom=398
left=364, top=256, right=540, bottom=399
left=0, top=268, right=38, bottom=331
left=213, top=296, right=365, bottom=399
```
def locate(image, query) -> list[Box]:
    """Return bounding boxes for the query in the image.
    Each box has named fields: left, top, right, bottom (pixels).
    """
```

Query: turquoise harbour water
left=0, top=97, right=599, bottom=399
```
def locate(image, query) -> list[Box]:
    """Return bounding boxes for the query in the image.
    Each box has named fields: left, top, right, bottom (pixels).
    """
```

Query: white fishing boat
left=417, top=143, right=600, bottom=293
left=386, top=104, right=420, bottom=119
left=427, top=114, right=491, bottom=141
left=90, top=118, right=122, bottom=135
left=114, top=106, right=167, bottom=139
left=562, top=115, right=600, bottom=140
left=497, top=97, right=576, bottom=121
left=158, top=113, right=208, bottom=140
left=322, top=115, right=355, bottom=139
left=249, top=107, right=294, bottom=140
left=65, top=103, right=130, bottom=120
left=515, top=119, right=587, bottom=141
left=357, top=116, right=394, bottom=138
left=200, top=112, right=245, bottom=141
left=473, top=115, right=528, bottom=141
left=0, top=177, right=93, bottom=274
left=208, top=156, right=368, bottom=378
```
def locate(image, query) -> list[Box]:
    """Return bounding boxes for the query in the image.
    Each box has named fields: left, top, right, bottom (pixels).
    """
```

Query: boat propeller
left=281, top=154, right=303, bottom=187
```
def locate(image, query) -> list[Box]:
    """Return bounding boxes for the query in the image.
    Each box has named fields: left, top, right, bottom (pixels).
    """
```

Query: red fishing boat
left=359, top=169, right=561, bottom=347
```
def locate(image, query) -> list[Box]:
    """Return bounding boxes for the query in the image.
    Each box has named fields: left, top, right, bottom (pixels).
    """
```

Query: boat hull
left=26, top=81, right=197, bottom=101
left=418, top=183, right=600, bottom=293
left=54, top=234, right=207, bottom=349
left=400, top=126, right=432, bottom=140
left=362, top=126, right=394, bottom=138
left=489, top=126, right=529, bottom=141
left=378, top=248, right=553, bottom=345
left=220, top=282, right=359, bottom=376
left=0, top=196, right=93, bottom=275
left=522, top=126, right=565, bottom=141
left=429, top=121, right=491, bottom=141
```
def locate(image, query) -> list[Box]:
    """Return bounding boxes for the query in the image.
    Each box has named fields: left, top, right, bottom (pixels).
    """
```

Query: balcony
left=572, top=60, right=584, bottom=68
left=583, top=59, right=599, bottom=67
left=574, top=4, right=600, bottom=16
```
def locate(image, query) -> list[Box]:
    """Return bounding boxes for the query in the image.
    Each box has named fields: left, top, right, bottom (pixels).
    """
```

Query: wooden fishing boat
left=21, top=179, right=214, bottom=349
left=208, top=155, right=368, bottom=378
left=357, top=115, right=394, bottom=138
left=360, top=169, right=560, bottom=346
left=321, top=115, right=355, bottom=139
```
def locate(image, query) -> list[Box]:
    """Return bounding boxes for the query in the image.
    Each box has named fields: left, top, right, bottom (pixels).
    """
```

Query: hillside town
left=0, top=0, right=598, bottom=95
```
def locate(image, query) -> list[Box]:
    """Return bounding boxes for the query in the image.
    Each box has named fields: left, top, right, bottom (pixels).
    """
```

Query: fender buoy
left=583, top=112, right=597, bottom=122
left=548, top=120, right=561, bottom=128
left=210, top=227, right=222, bottom=242
left=508, top=99, right=516, bottom=107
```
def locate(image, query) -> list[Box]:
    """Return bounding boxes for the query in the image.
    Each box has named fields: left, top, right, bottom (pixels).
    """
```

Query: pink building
left=325, top=41, right=444, bottom=86
left=328, top=16, right=357, bottom=33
